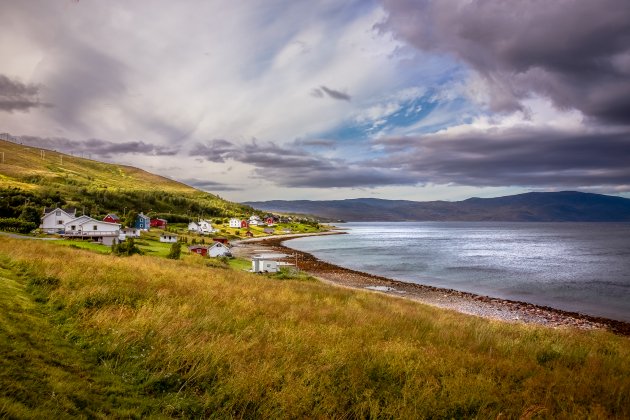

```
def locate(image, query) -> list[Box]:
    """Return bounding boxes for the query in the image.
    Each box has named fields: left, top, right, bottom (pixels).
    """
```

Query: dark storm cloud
left=17, top=135, right=178, bottom=158
left=380, top=0, right=630, bottom=123
left=192, top=139, right=237, bottom=163
left=195, top=139, right=415, bottom=188
left=197, top=127, right=630, bottom=191
left=0, top=75, right=50, bottom=112
left=373, top=129, right=630, bottom=188
left=180, top=178, right=242, bottom=192
left=311, top=86, right=351, bottom=101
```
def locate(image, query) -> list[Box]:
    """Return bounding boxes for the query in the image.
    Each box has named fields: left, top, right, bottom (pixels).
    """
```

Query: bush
left=167, top=242, right=181, bottom=260
left=0, top=217, right=37, bottom=233
left=112, top=238, right=143, bottom=256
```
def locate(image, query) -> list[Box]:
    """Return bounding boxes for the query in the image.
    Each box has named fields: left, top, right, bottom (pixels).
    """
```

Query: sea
left=284, top=222, right=630, bottom=322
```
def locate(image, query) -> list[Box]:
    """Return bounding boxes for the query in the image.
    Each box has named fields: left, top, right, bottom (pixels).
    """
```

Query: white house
left=189, top=219, right=215, bottom=234
left=63, top=215, right=94, bottom=234
left=40, top=207, right=77, bottom=234
left=251, top=253, right=293, bottom=273
left=160, top=233, right=178, bottom=243
left=63, top=217, right=121, bottom=238
left=198, top=220, right=215, bottom=234
left=248, top=215, right=262, bottom=226
left=208, top=242, right=232, bottom=257
left=121, top=227, right=141, bottom=238
left=228, top=218, right=241, bottom=228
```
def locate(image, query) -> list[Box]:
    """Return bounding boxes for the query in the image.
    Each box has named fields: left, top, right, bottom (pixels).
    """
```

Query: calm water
left=285, top=222, right=630, bottom=322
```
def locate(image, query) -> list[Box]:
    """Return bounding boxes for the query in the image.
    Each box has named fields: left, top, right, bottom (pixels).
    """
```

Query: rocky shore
left=232, top=233, right=630, bottom=336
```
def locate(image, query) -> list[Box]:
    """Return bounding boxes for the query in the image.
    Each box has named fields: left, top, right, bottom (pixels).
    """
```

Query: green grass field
left=1, top=237, right=629, bottom=418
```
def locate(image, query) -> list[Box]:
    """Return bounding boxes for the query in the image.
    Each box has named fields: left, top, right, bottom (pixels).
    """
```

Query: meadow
left=1, top=236, right=629, bottom=418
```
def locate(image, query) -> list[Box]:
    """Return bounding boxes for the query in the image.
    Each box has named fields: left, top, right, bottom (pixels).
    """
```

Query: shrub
left=112, top=238, right=143, bottom=256
left=0, top=217, right=37, bottom=233
left=167, top=242, right=181, bottom=260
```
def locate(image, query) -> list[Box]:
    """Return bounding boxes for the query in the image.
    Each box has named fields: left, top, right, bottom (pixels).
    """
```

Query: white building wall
left=40, top=209, right=75, bottom=233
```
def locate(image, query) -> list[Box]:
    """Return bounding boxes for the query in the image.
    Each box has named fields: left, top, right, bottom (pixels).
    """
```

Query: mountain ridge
left=244, top=191, right=630, bottom=222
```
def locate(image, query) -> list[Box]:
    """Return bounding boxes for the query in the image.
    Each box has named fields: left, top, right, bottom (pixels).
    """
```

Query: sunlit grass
left=1, top=237, right=629, bottom=418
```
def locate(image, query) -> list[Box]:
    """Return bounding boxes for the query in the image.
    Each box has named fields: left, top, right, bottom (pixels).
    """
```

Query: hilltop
left=245, top=191, right=630, bottom=222
left=0, top=139, right=253, bottom=222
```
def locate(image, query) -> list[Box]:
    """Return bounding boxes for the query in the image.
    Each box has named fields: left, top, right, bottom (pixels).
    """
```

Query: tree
left=123, top=211, right=137, bottom=228
left=19, top=205, right=41, bottom=225
left=167, top=242, right=181, bottom=260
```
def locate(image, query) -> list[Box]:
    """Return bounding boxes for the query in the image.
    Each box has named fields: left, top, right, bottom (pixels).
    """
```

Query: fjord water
left=285, top=222, right=630, bottom=322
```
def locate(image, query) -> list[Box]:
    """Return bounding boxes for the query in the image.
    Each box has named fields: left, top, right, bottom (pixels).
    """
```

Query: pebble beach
left=232, top=232, right=630, bottom=336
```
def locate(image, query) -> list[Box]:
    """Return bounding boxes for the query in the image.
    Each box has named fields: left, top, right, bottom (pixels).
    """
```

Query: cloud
left=16, top=135, right=178, bottom=158
left=179, top=178, right=242, bottom=192
left=373, top=127, right=630, bottom=189
left=380, top=0, right=630, bottom=123
left=315, top=85, right=351, bottom=101
left=194, top=139, right=416, bottom=188
left=0, top=75, right=49, bottom=112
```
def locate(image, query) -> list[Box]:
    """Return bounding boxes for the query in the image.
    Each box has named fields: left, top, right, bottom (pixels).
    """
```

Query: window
left=57, top=220, right=64, bottom=225
left=93, top=225, right=98, bottom=230
left=71, top=225, right=76, bottom=230
left=55, top=210, right=61, bottom=216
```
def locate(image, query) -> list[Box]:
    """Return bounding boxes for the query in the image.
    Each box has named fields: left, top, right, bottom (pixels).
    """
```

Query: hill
left=245, top=192, right=630, bottom=222
left=1, top=236, right=629, bottom=417
left=0, top=139, right=253, bottom=222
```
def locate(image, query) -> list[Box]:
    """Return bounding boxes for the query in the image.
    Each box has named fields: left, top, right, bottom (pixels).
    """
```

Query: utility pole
left=1, top=152, right=4, bottom=164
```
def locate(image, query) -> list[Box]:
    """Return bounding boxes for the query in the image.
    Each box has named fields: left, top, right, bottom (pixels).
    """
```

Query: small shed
left=264, top=227, right=274, bottom=234
left=121, top=227, right=140, bottom=238
left=103, top=213, right=120, bottom=223
left=245, top=230, right=254, bottom=238
left=151, top=218, right=167, bottom=228
left=251, top=254, right=293, bottom=273
left=188, top=245, right=208, bottom=256
left=212, top=237, right=229, bottom=244
left=160, top=233, right=178, bottom=243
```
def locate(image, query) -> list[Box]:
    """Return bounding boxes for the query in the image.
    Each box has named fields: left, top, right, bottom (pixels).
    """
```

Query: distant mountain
left=244, top=192, right=630, bottom=222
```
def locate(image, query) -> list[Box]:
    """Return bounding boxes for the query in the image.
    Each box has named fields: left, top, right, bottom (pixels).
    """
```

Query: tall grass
left=1, top=237, right=629, bottom=418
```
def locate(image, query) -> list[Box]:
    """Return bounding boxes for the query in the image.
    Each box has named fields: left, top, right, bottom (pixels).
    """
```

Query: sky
left=1, top=0, right=629, bottom=202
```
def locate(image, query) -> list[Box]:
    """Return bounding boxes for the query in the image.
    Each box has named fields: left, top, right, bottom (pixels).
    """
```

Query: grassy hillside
left=0, top=139, right=253, bottom=221
left=1, top=237, right=629, bottom=418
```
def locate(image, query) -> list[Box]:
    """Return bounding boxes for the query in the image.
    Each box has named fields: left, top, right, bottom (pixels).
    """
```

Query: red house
left=103, top=213, right=120, bottom=223
left=188, top=245, right=208, bottom=256
left=240, top=220, right=248, bottom=228
left=150, top=218, right=167, bottom=228
left=213, top=237, right=229, bottom=244
left=265, top=217, right=274, bottom=226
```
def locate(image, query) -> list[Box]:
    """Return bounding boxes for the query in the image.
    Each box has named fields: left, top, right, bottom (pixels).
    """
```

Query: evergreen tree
left=167, top=242, right=181, bottom=260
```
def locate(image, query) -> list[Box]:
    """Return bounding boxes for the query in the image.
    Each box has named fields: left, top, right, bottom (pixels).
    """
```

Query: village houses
left=188, top=219, right=216, bottom=234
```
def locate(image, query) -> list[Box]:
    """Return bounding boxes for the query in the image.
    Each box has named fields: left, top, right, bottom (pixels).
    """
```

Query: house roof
left=43, top=206, right=76, bottom=216
left=104, top=213, right=120, bottom=220
left=160, top=233, right=178, bottom=237
left=188, top=245, right=208, bottom=250
left=65, top=215, right=93, bottom=225
left=209, top=242, right=231, bottom=249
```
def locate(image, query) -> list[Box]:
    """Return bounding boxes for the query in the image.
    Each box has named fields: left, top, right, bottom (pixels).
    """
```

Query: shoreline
left=232, top=232, right=630, bottom=336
